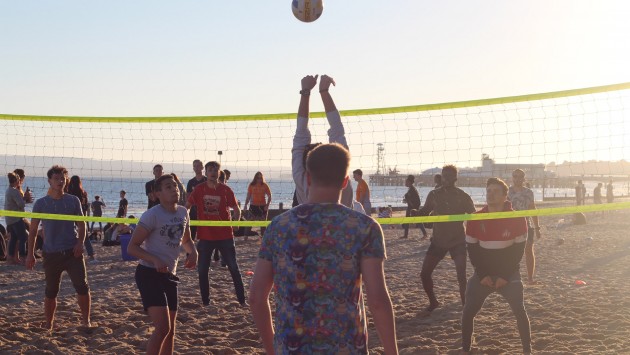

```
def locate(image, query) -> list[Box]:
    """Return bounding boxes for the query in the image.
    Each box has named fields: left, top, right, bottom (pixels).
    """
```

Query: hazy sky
left=1, top=1, right=630, bottom=175
left=2, top=1, right=629, bottom=116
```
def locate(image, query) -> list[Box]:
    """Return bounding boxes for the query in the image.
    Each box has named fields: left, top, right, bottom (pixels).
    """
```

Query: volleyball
left=292, top=0, right=324, bottom=23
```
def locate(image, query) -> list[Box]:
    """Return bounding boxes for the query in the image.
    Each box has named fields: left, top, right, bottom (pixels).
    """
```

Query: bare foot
left=419, top=303, right=440, bottom=317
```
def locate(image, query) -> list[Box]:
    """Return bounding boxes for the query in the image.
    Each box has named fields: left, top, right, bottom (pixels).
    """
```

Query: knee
left=75, top=283, right=90, bottom=295
left=45, top=286, right=60, bottom=299
left=420, top=268, right=432, bottom=281
left=154, top=323, right=172, bottom=340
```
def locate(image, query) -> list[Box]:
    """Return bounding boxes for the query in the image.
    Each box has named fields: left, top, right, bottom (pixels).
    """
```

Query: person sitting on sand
left=127, top=174, right=197, bottom=355
left=414, top=165, right=476, bottom=313
left=462, top=177, right=531, bottom=354
left=25, top=165, right=92, bottom=331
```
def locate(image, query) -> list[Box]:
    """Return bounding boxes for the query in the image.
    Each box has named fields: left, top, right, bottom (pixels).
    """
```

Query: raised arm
left=292, top=75, right=318, bottom=205
left=319, top=75, right=347, bottom=147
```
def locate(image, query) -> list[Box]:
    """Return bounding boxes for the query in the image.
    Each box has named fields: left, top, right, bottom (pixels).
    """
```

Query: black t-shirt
left=186, top=176, right=207, bottom=218
left=118, top=198, right=128, bottom=217
left=186, top=176, right=207, bottom=193
left=146, top=180, right=160, bottom=209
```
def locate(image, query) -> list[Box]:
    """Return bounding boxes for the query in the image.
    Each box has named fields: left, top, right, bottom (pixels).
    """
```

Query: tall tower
left=376, top=143, right=386, bottom=175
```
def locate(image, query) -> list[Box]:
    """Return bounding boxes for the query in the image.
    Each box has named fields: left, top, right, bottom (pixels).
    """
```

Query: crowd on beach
left=1, top=75, right=623, bottom=355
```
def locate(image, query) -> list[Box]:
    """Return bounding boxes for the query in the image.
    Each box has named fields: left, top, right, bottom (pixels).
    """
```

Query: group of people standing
left=8, top=75, right=577, bottom=355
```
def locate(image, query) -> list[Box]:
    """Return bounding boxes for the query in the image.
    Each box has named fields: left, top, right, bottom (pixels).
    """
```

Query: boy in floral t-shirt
left=249, top=142, right=398, bottom=355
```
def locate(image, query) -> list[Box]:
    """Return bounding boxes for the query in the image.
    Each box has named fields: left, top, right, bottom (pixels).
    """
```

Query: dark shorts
left=135, top=264, right=179, bottom=311
left=426, top=242, right=467, bottom=260
left=42, top=248, right=90, bottom=299
left=249, top=205, right=267, bottom=218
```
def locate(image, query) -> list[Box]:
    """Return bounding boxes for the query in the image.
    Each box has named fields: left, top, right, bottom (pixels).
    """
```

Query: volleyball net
left=1, top=82, right=630, bottom=226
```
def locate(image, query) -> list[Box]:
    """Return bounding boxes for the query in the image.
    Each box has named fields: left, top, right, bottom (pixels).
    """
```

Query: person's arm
left=232, top=204, right=242, bottom=231
left=228, top=189, right=241, bottom=231
left=73, top=199, right=86, bottom=257
left=248, top=258, right=275, bottom=354
left=415, top=190, right=435, bottom=216
left=244, top=188, right=252, bottom=211
left=181, top=220, right=198, bottom=269
left=185, top=188, right=195, bottom=210
left=319, top=75, right=347, bottom=147
left=127, top=225, right=169, bottom=272
left=496, top=236, right=527, bottom=281
left=25, top=218, right=41, bottom=270
left=361, top=257, right=398, bottom=355
left=529, top=197, right=542, bottom=239
left=265, top=184, right=272, bottom=211
left=292, top=75, right=317, bottom=205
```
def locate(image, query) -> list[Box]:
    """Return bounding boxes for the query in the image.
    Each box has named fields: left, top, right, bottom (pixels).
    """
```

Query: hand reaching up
left=319, top=74, right=336, bottom=91
left=301, top=75, right=318, bottom=91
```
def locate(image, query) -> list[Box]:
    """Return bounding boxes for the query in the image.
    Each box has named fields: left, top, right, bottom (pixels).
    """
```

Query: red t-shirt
left=188, top=182, right=238, bottom=241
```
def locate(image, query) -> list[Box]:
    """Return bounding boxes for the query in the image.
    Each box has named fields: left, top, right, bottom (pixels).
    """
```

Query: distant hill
left=0, top=155, right=290, bottom=180
left=547, top=160, right=630, bottom=177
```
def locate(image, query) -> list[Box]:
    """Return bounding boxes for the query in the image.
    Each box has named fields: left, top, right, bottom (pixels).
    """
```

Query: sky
left=1, top=1, right=630, bottom=175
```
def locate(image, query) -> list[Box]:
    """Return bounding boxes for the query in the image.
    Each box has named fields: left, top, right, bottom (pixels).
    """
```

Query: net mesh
left=1, top=83, right=630, bottom=225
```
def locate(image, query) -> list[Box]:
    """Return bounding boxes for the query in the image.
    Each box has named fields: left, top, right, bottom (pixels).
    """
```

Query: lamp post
left=218, top=151, right=223, bottom=164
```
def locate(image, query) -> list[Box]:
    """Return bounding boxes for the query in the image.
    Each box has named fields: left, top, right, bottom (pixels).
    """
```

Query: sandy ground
left=1, top=204, right=629, bottom=354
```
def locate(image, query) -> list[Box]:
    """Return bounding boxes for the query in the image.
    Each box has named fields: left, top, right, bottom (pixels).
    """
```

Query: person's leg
left=461, top=273, right=493, bottom=352
left=525, top=228, right=535, bottom=283
left=84, top=238, right=95, bottom=260
left=15, top=220, right=28, bottom=258
left=160, top=310, right=177, bottom=355
left=196, top=240, right=212, bottom=305
left=7, top=223, right=18, bottom=261
left=219, top=239, right=246, bottom=305
left=418, top=222, right=428, bottom=238
left=146, top=307, right=172, bottom=355
left=420, top=243, right=447, bottom=311
left=451, top=244, right=468, bottom=306
left=67, top=255, right=91, bottom=326
left=160, top=274, right=179, bottom=355
left=43, top=252, right=64, bottom=329
left=402, top=208, right=411, bottom=238
left=499, top=274, right=532, bottom=353
left=44, top=297, right=57, bottom=330
left=90, top=221, right=95, bottom=232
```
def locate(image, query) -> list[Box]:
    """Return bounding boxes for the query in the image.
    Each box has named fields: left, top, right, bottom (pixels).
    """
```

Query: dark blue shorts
left=135, top=264, right=179, bottom=311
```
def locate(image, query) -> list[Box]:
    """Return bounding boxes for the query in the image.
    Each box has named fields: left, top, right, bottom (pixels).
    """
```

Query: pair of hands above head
left=301, top=74, right=335, bottom=92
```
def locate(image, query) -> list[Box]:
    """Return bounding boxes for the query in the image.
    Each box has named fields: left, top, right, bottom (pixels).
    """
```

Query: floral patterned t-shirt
left=259, top=203, right=386, bottom=354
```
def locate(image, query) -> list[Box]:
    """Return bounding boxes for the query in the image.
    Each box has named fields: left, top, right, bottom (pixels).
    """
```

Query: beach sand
left=1, top=204, right=629, bottom=354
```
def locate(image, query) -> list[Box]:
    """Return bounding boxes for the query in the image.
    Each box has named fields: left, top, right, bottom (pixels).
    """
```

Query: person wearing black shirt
left=145, top=164, right=163, bottom=210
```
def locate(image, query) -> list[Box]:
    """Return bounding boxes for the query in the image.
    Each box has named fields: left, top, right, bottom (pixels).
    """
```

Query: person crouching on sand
left=462, top=177, right=531, bottom=354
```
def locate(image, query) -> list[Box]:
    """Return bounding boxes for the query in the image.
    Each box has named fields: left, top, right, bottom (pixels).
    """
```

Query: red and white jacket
left=465, top=201, right=528, bottom=280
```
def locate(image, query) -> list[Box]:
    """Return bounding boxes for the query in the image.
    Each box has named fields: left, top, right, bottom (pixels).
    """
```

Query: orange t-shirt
left=248, top=183, right=271, bottom=206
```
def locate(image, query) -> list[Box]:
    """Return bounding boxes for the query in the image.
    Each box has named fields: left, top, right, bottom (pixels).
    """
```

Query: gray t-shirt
left=4, top=187, right=26, bottom=226
left=33, top=194, right=83, bottom=253
left=137, top=204, right=189, bottom=274
left=508, top=186, right=534, bottom=227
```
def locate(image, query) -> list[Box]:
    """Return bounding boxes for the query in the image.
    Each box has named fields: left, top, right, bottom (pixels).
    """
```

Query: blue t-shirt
left=33, top=194, right=83, bottom=253
left=259, top=203, right=386, bottom=354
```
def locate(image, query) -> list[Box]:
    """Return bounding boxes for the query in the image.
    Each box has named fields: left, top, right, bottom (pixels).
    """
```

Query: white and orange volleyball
left=292, top=0, right=324, bottom=23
